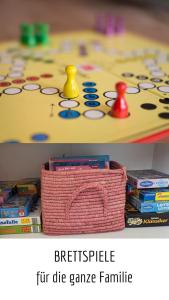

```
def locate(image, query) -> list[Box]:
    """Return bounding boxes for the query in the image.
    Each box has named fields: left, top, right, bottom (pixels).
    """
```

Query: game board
left=0, top=30, right=169, bottom=143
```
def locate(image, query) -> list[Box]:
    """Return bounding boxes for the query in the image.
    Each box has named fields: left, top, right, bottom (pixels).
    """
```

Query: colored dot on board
left=158, top=112, right=169, bottom=119
left=59, top=110, right=80, bottom=119
left=26, top=76, right=40, bottom=81
left=83, top=94, right=99, bottom=100
left=84, top=100, right=100, bottom=107
left=4, top=140, right=20, bottom=144
left=41, top=73, right=53, bottom=78
left=82, top=82, right=96, bottom=87
left=141, top=103, right=157, bottom=110
left=159, top=98, right=169, bottom=104
left=83, top=88, right=97, bottom=93
left=31, top=133, right=49, bottom=142
left=0, top=82, right=11, bottom=87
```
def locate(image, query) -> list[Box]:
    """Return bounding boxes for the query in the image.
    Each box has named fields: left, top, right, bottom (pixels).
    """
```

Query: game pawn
left=95, top=14, right=105, bottom=33
left=115, top=17, right=125, bottom=35
left=111, top=82, right=129, bottom=118
left=63, top=65, right=79, bottom=99
left=105, top=15, right=115, bottom=36
left=35, top=23, right=49, bottom=45
left=20, top=23, right=36, bottom=47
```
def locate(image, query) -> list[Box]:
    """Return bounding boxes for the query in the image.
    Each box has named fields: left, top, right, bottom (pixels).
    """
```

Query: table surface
left=1, top=0, right=169, bottom=142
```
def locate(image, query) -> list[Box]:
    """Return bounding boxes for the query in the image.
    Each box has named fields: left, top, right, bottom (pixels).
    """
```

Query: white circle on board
left=13, top=61, right=25, bottom=67
left=157, top=86, right=169, bottom=93
left=1, top=59, right=12, bottom=64
left=134, top=49, right=144, bottom=56
left=138, top=82, right=155, bottom=90
left=106, top=99, right=116, bottom=107
left=41, top=87, right=59, bottom=95
left=23, top=84, right=40, bottom=91
left=0, top=75, right=6, bottom=81
left=9, top=72, right=23, bottom=78
left=11, top=66, right=24, bottom=72
left=33, top=52, right=44, bottom=59
left=147, top=66, right=160, bottom=72
left=59, top=92, right=68, bottom=99
left=13, top=58, right=25, bottom=64
left=126, top=87, right=140, bottom=94
left=151, top=71, right=165, bottom=77
left=84, top=110, right=105, bottom=120
left=123, top=51, right=133, bottom=58
left=47, top=49, right=59, bottom=55
left=144, top=59, right=156, bottom=66
left=145, top=49, right=157, bottom=55
left=104, top=91, right=117, bottom=99
left=59, top=100, right=79, bottom=108
left=3, top=87, right=22, bottom=95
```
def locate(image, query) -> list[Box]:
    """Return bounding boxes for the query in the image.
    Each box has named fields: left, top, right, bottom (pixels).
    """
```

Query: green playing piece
left=20, top=24, right=37, bottom=47
left=35, top=23, right=49, bottom=45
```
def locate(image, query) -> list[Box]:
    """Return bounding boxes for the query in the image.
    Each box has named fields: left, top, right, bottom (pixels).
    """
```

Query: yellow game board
left=0, top=30, right=169, bottom=143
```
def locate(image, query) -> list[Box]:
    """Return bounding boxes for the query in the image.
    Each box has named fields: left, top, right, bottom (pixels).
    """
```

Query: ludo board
left=0, top=30, right=169, bottom=143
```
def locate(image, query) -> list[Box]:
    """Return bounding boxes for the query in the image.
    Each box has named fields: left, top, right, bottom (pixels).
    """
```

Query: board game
left=125, top=202, right=169, bottom=228
left=0, top=30, right=169, bottom=143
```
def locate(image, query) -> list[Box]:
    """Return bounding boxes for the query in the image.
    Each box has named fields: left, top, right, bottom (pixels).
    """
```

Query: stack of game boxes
left=125, top=170, right=169, bottom=228
left=0, top=179, right=41, bottom=235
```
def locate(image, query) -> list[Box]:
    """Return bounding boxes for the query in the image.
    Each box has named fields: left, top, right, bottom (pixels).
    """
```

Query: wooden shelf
left=1, top=227, right=169, bottom=239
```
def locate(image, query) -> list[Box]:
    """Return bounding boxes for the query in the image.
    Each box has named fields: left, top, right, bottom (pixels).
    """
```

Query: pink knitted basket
left=41, top=161, right=127, bottom=235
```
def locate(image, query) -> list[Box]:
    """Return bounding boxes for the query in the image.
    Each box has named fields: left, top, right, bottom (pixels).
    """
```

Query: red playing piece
left=111, top=82, right=128, bottom=118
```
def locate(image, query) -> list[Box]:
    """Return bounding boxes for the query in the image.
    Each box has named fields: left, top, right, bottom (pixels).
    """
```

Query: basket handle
left=66, top=182, right=108, bottom=219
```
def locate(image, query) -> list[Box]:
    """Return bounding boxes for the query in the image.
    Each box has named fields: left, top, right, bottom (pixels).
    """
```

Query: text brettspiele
left=54, top=250, right=116, bottom=263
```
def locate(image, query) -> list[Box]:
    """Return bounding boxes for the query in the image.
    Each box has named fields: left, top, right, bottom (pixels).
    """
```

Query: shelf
left=1, top=227, right=169, bottom=239
left=0, top=144, right=169, bottom=239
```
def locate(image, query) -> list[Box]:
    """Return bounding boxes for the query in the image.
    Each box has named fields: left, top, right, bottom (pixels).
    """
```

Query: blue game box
left=127, top=170, right=169, bottom=189
left=128, top=195, right=169, bottom=213
left=127, top=184, right=169, bottom=201
left=0, top=195, right=36, bottom=218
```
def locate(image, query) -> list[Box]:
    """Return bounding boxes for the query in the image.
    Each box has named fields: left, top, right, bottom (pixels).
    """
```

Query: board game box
left=49, top=155, right=110, bottom=170
left=0, top=201, right=41, bottom=226
left=0, top=187, right=14, bottom=204
left=0, top=224, right=41, bottom=235
left=128, top=195, right=169, bottom=213
left=16, top=178, right=40, bottom=196
left=0, top=194, right=36, bottom=218
left=125, top=202, right=169, bottom=228
left=127, top=169, right=169, bottom=189
left=0, top=30, right=169, bottom=143
left=126, top=184, right=169, bottom=201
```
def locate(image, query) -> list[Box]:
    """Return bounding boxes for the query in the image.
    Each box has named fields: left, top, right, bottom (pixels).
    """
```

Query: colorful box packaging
left=125, top=202, right=169, bottom=228
left=0, top=194, right=37, bottom=218
left=16, top=178, right=40, bottom=196
left=128, top=195, right=169, bottom=213
left=127, top=169, right=169, bottom=189
left=0, top=202, right=41, bottom=226
left=127, top=184, right=169, bottom=201
left=0, top=224, right=41, bottom=235
left=49, top=155, right=110, bottom=171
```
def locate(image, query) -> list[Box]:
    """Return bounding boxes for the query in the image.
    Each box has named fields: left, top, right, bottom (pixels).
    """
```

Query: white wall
left=153, top=144, right=169, bottom=174
left=0, top=144, right=154, bottom=180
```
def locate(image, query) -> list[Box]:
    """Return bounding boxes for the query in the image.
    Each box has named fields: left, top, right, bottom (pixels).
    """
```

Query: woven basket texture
left=41, top=161, right=127, bottom=235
